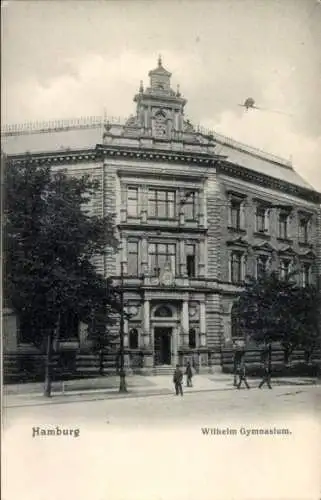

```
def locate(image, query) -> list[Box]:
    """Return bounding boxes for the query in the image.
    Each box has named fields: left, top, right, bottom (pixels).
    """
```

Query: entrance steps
left=151, top=365, right=174, bottom=376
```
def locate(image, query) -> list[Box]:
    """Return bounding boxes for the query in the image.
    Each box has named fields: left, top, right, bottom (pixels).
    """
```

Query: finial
left=158, top=54, right=162, bottom=67
left=176, top=84, right=181, bottom=97
left=139, top=80, right=144, bottom=92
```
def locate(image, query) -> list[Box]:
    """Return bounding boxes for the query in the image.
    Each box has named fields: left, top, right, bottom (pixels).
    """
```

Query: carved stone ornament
left=159, top=262, right=174, bottom=286
left=129, top=306, right=138, bottom=316
left=189, top=304, right=198, bottom=317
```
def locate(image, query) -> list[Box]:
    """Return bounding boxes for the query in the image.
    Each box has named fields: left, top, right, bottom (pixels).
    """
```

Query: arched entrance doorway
left=152, top=304, right=176, bottom=366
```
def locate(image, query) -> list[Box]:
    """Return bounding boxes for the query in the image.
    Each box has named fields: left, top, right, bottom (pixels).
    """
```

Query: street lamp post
left=119, top=260, right=127, bottom=392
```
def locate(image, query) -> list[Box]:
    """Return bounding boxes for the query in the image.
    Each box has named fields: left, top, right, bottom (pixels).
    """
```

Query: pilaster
left=181, top=300, right=189, bottom=346
left=143, top=299, right=150, bottom=345
left=179, top=240, right=185, bottom=276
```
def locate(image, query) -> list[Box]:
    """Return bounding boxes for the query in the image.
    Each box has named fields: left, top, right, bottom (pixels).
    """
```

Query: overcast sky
left=2, top=0, right=321, bottom=190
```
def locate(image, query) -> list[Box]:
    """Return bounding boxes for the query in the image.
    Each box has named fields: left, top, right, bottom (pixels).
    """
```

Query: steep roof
left=2, top=123, right=103, bottom=155
left=1, top=117, right=318, bottom=197
left=214, top=138, right=314, bottom=191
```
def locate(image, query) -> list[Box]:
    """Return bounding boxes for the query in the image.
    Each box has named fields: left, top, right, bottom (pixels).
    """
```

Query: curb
left=5, top=379, right=319, bottom=409
left=5, top=386, right=237, bottom=408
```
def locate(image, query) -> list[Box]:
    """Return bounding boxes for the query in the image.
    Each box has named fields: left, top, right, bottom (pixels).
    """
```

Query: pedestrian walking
left=232, top=340, right=245, bottom=386
left=236, top=356, right=250, bottom=389
left=185, top=361, right=193, bottom=387
left=258, top=346, right=272, bottom=389
left=173, top=364, right=183, bottom=396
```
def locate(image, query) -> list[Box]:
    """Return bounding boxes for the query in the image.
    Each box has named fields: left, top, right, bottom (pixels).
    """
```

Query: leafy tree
left=4, top=156, right=120, bottom=395
left=290, top=284, right=320, bottom=363
left=238, top=272, right=290, bottom=343
left=238, top=270, right=320, bottom=369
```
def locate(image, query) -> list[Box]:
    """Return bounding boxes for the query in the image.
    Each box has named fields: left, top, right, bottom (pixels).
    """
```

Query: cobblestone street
left=3, top=384, right=321, bottom=500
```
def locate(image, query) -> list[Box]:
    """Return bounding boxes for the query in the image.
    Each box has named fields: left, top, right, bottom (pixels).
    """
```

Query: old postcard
left=2, top=1, right=321, bottom=499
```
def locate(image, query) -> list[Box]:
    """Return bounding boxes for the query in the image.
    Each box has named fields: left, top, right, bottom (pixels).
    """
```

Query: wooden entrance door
left=154, top=327, right=172, bottom=365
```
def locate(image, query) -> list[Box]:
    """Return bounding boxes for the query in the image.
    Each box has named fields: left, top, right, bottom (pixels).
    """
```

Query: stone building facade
left=3, top=57, right=321, bottom=373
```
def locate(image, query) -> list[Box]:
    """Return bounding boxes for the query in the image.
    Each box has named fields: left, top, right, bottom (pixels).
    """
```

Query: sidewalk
left=4, top=374, right=319, bottom=408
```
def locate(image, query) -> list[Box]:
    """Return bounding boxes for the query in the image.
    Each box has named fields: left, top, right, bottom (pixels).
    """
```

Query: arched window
left=59, top=310, right=79, bottom=340
left=129, top=328, right=138, bottom=349
left=154, top=305, right=173, bottom=318
left=189, top=328, right=196, bottom=348
left=153, top=110, right=167, bottom=137
left=231, top=303, right=241, bottom=339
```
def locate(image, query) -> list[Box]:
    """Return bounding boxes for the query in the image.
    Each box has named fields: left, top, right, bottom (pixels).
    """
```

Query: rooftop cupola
left=148, top=55, right=172, bottom=94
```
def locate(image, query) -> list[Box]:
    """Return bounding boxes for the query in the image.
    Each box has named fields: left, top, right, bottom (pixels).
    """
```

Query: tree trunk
left=44, top=329, right=54, bottom=397
left=99, top=348, right=104, bottom=376
left=304, top=349, right=312, bottom=365
left=268, top=342, right=272, bottom=374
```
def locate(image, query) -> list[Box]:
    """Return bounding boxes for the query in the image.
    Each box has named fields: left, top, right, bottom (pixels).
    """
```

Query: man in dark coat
left=236, top=355, right=250, bottom=389
left=173, top=364, right=183, bottom=396
left=232, top=340, right=245, bottom=386
left=259, top=346, right=272, bottom=389
left=185, top=361, right=193, bottom=387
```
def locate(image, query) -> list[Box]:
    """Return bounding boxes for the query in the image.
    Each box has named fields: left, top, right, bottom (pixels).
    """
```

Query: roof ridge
left=197, top=126, right=293, bottom=169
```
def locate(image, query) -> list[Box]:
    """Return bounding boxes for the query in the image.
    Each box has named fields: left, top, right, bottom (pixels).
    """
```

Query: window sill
left=148, top=217, right=177, bottom=221
left=298, top=241, right=312, bottom=248
left=253, top=231, right=271, bottom=239
left=277, top=237, right=293, bottom=244
left=230, top=280, right=245, bottom=286
left=227, top=227, right=246, bottom=234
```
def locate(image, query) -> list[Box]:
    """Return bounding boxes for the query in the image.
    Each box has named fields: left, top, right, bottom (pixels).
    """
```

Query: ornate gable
left=299, top=249, right=316, bottom=260
left=252, top=241, right=276, bottom=253
left=226, top=236, right=249, bottom=248
left=278, top=246, right=297, bottom=256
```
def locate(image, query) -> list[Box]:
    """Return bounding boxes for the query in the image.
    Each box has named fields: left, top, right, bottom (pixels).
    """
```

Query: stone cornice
left=5, top=144, right=321, bottom=205
left=219, top=160, right=321, bottom=204
left=118, top=222, right=207, bottom=234
left=96, top=144, right=221, bottom=166
left=6, top=149, right=98, bottom=166
left=117, top=169, right=207, bottom=181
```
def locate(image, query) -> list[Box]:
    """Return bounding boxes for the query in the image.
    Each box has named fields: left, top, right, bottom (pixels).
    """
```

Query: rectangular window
left=256, top=255, right=268, bottom=278
left=256, top=206, right=266, bottom=233
left=299, top=218, right=309, bottom=244
left=148, top=242, right=176, bottom=275
left=301, top=263, right=310, bottom=287
left=278, top=213, right=288, bottom=239
left=280, top=259, right=291, bottom=279
left=231, top=252, right=242, bottom=284
left=127, top=241, right=139, bottom=276
left=129, top=328, right=139, bottom=349
left=59, top=311, right=79, bottom=340
left=183, top=192, right=197, bottom=220
left=127, top=187, right=138, bottom=217
left=230, top=200, right=241, bottom=230
left=148, top=189, right=176, bottom=219
left=186, top=244, right=196, bottom=277
left=188, top=328, right=196, bottom=348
